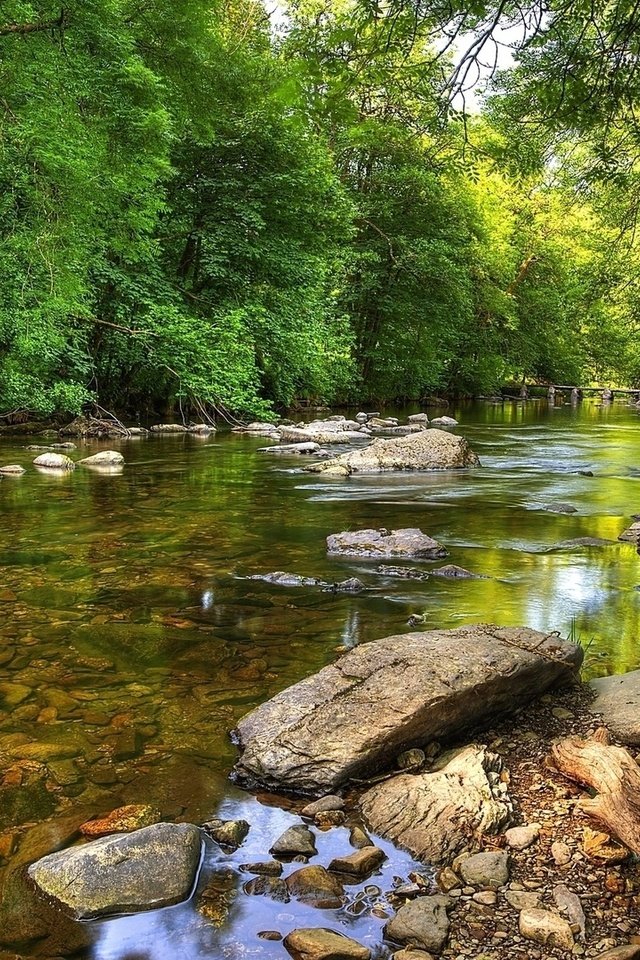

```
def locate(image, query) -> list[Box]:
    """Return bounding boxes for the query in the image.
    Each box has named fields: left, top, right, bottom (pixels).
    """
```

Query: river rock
left=429, top=564, right=486, bottom=579
left=240, top=860, right=283, bottom=876
left=590, top=670, right=640, bottom=744
left=618, top=521, right=640, bottom=542
left=544, top=503, right=578, bottom=514
left=258, top=442, right=320, bottom=455
left=248, top=572, right=325, bottom=587
left=550, top=537, right=615, bottom=550
left=459, top=849, right=509, bottom=888
left=80, top=804, right=162, bottom=838
left=33, top=452, right=75, bottom=470
left=78, top=450, right=124, bottom=466
left=360, top=746, right=511, bottom=865
left=232, top=626, right=582, bottom=794
left=385, top=895, right=453, bottom=953
left=393, top=951, right=434, bottom=960
left=0, top=464, right=25, bottom=475
left=301, top=796, right=345, bottom=818
left=551, top=840, right=572, bottom=865
left=349, top=826, right=372, bottom=848
left=327, top=527, right=447, bottom=560
left=188, top=423, right=215, bottom=433
left=595, top=948, right=640, bottom=959
left=28, top=822, right=202, bottom=919
left=305, top=429, right=479, bottom=476
left=243, top=876, right=290, bottom=901
left=519, top=907, right=575, bottom=951
left=505, top=823, right=540, bottom=850
left=505, top=889, right=541, bottom=910
left=430, top=416, right=458, bottom=426
left=285, top=865, right=344, bottom=908
left=408, top=413, right=429, bottom=422
left=279, top=427, right=365, bottom=445
left=270, top=824, right=317, bottom=857
left=202, top=818, right=250, bottom=849
left=323, top=577, right=366, bottom=593
left=150, top=423, right=188, bottom=433
left=283, top=928, right=371, bottom=960
left=328, top=846, right=386, bottom=877
left=553, top=883, right=586, bottom=938
left=377, top=565, right=430, bottom=580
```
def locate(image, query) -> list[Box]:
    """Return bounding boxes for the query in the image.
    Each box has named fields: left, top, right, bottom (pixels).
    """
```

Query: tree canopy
left=0, top=0, right=639, bottom=419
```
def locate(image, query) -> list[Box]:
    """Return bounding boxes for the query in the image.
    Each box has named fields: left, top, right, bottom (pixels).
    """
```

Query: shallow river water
left=1, top=399, right=639, bottom=958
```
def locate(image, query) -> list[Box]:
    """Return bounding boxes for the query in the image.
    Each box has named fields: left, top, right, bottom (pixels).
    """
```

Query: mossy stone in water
left=28, top=822, right=202, bottom=919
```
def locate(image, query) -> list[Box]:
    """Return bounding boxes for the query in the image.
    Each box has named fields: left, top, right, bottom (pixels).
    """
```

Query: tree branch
left=0, top=9, right=65, bottom=38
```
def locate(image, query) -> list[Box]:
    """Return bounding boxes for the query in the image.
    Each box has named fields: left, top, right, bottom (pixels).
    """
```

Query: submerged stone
left=80, top=804, right=162, bottom=838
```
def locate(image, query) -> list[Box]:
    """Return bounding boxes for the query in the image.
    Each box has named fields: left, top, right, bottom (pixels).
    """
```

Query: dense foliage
left=1, top=0, right=639, bottom=418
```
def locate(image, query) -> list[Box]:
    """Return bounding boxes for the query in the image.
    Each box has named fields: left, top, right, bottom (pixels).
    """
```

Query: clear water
left=1, top=398, right=639, bottom=957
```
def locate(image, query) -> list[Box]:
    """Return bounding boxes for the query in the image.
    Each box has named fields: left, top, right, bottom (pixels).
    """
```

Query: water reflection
left=2, top=400, right=640, bottom=953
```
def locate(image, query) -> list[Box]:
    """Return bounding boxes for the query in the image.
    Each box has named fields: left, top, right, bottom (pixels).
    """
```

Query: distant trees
left=0, top=0, right=639, bottom=418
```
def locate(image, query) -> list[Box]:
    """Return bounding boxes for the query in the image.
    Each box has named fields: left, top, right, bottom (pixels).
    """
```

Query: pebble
left=473, top=890, right=497, bottom=905
left=552, top=841, right=573, bottom=866
left=505, top=823, right=541, bottom=850
left=300, top=795, right=345, bottom=818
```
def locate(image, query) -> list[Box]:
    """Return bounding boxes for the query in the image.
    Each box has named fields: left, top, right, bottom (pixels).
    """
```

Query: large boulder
left=231, top=626, right=583, bottom=795
left=589, top=671, right=640, bottom=744
left=28, top=822, right=202, bottom=919
left=305, top=429, right=479, bottom=476
left=359, top=746, right=512, bottom=864
left=327, top=527, right=447, bottom=560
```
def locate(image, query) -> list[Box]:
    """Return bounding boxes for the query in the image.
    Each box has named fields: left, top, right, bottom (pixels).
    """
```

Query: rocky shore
left=5, top=624, right=640, bottom=960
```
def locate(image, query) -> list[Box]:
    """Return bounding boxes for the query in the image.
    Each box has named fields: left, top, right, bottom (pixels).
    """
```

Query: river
left=0, top=398, right=638, bottom=958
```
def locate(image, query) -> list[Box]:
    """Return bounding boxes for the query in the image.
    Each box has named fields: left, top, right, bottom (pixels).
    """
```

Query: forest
left=2, top=0, right=640, bottom=419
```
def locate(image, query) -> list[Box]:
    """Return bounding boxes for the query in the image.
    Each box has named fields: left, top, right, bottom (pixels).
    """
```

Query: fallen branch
left=551, top=727, right=640, bottom=854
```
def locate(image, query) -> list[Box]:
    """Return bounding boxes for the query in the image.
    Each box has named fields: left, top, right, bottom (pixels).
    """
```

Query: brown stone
left=283, top=928, right=371, bottom=960
left=328, top=846, right=386, bottom=877
left=80, top=804, right=162, bottom=838
left=285, top=866, right=344, bottom=908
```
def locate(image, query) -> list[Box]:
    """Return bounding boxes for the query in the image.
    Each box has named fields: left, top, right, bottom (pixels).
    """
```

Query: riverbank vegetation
left=2, top=0, right=640, bottom=418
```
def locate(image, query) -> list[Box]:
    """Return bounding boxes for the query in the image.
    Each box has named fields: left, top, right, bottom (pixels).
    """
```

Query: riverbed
left=1, top=399, right=639, bottom=958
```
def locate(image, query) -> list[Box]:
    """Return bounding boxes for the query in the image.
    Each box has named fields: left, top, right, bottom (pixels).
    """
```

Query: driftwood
left=551, top=727, right=640, bottom=854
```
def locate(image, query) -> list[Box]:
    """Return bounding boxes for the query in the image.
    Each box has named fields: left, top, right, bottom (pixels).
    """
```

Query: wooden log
left=551, top=727, right=640, bottom=853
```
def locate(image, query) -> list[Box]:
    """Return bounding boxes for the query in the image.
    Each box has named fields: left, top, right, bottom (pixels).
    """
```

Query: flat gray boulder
left=28, top=822, right=201, bottom=919
left=327, top=527, right=447, bottom=560
left=305, top=429, right=479, bottom=476
left=590, top=670, right=640, bottom=744
left=231, top=625, right=582, bottom=795
left=360, top=746, right=512, bottom=864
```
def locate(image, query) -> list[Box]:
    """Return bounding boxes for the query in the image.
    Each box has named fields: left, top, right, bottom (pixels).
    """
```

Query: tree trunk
left=551, top=727, right=640, bottom=853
